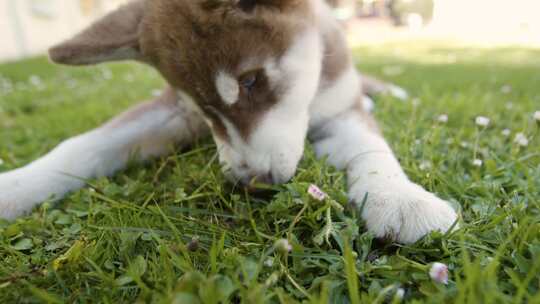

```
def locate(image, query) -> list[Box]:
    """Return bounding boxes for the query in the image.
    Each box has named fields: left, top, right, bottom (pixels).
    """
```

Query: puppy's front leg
left=0, top=88, right=208, bottom=219
left=310, top=102, right=458, bottom=244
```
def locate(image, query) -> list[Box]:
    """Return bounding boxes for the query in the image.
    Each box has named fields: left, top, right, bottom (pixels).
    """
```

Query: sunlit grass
left=0, top=43, right=539, bottom=302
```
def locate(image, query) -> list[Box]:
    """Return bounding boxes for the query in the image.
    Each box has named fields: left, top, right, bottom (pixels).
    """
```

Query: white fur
left=309, top=4, right=457, bottom=244
left=311, top=111, right=458, bottom=244
left=215, top=29, right=323, bottom=184
left=215, top=71, right=239, bottom=106
left=0, top=0, right=459, bottom=246
left=0, top=98, right=205, bottom=219
left=309, top=66, right=361, bottom=127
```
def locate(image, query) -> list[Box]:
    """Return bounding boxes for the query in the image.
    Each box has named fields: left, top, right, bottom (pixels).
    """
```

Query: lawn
left=0, top=42, right=539, bottom=303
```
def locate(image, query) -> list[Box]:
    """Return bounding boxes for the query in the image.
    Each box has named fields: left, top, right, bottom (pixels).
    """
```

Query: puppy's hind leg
left=310, top=101, right=458, bottom=244
left=0, top=88, right=208, bottom=219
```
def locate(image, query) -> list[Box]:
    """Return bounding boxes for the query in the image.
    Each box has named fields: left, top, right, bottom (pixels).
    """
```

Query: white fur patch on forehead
left=215, top=71, right=239, bottom=106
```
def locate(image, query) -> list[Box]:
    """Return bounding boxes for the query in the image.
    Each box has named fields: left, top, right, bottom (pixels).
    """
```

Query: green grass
left=0, top=42, right=539, bottom=303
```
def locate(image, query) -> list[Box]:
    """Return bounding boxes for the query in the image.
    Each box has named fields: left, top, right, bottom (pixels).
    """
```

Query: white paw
left=0, top=170, right=34, bottom=220
left=0, top=168, right=85, bottom=220
left=351, top=181, right=458, bottom=244
left=388, top=85, right=409, bottom=101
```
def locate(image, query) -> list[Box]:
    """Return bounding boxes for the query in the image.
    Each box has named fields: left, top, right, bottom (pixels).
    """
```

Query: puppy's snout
left=218, top=146, right=299, bottom=187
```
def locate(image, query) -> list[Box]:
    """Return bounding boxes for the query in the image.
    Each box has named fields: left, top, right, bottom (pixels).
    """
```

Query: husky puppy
left=0, top=0, right=458, bottom=244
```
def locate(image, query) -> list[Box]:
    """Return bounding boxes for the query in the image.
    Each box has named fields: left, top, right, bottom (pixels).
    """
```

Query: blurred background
left=1, top=0, right=539, bottom=62
left=0, top=0, right=128, bottom=62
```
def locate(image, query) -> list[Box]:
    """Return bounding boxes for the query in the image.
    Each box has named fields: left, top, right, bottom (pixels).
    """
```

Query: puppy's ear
left=49, top=0, right=146, bottom=65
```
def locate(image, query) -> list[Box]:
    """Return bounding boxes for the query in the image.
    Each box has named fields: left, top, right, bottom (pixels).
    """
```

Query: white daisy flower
left=501, top=85, right=512, bottom=94
left=29, top=75, right=42, bottom=87
left=308, top=184, right=327, bottom=201
left=534, top=111, right=540, bottom=122
left=437, top=114, right=448, bottom=123
left=501, top=129, right=511, bottom=137
left=264, top=258, right=274, bottom=267
left=514, top=133, right=529, bottom=147
left=275, top=239, right=292, bottom=253
left=429, top=262, right=449, bottom=285
left=472, top=159, right=483, bottom=167
left=419, top=161, right=432, bottom=171
left=475, top=116, right=490, bottom=127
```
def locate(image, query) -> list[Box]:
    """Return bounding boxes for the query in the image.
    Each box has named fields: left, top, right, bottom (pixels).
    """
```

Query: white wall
left=431, top=0, right=540, bottom=45
left=0, top=0, right=127, bottom=62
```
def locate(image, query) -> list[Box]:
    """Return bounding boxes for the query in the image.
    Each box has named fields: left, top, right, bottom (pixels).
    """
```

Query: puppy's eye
left=239, top=72, right=257, bottom=91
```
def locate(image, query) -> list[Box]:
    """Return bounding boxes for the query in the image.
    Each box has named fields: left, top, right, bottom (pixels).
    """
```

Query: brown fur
left=362, top=74, right=397, bottom=97
left=105, top=87, right=177, bottom=129
left=105, top=86, right=209, bottom=141
left=49, top=0, right=146, bottom=65
left=139, top=0, right=313, bottom=140
left=51, top=0, right=315, bottom=142
left=320, top=24, right=351, bottom=88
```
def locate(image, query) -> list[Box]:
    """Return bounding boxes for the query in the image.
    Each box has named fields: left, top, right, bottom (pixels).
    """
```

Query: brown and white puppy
left=0, top=0, right=457, bottom=244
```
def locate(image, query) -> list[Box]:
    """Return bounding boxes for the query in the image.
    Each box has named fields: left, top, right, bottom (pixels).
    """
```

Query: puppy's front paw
left=351, top=181, right=458, bottom=244
left=0, top=172, right=27, bottom=220
left=0, top=169, right=76, bottom=220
